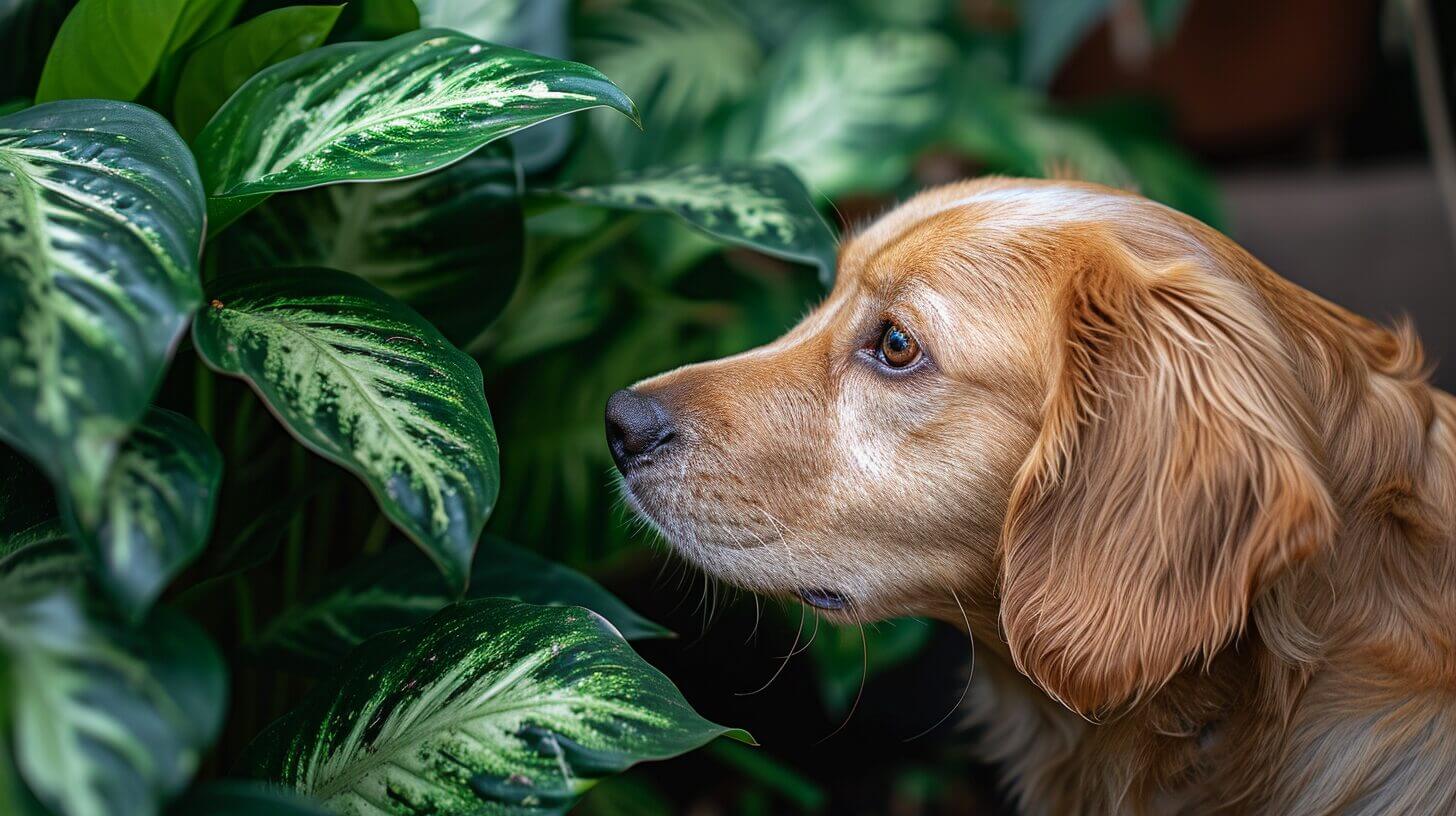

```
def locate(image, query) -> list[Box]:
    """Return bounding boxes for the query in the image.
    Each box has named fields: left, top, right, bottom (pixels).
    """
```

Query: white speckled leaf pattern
left=0, top=581, right=226, bottom=816
left=253, top=535, right=670, bottom=669
left=217, top=143, right=522, bottom=345
left=196, top=27, right=637, bottom=204
left=192, top=268, right=497, bottom=590
left=556, top=162, right=837, bottom=282
left=64, top=407, right=222, bottom=620
left=0, top=100, right=205, bottom=518
left=244, top=599, right=747, bottom=815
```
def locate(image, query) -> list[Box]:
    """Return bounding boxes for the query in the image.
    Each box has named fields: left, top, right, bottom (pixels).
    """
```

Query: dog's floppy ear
left=999, top=241, right=1338, bottom=717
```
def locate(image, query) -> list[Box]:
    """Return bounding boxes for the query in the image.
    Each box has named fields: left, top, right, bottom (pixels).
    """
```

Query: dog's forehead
left=843, top=180, right=1139, bottom=272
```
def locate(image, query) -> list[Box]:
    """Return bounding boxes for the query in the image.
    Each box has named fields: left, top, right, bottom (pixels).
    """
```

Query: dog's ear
left=999, top=242, right=1337, bottom=718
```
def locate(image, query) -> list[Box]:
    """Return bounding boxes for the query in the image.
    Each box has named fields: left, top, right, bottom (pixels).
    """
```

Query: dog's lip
left=796, top=588, right=850, bottom=610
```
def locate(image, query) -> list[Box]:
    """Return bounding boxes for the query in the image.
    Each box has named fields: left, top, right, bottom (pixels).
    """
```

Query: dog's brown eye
left=878, top=322, right=921, bottom=368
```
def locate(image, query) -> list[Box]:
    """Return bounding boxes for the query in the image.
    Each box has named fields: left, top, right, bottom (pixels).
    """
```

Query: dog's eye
left=877, top=322, right=921, bottom=368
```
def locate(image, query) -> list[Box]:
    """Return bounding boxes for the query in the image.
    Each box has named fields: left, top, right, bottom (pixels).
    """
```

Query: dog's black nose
left=606, top=388, right=675, bottom=470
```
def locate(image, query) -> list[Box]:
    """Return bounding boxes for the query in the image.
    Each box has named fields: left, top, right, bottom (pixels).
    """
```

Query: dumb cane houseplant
left=0, top=2, right=846, bottom=814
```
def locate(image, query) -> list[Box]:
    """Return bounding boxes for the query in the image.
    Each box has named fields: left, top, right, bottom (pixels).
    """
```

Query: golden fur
left=618, top=179, right=1456, bottom=815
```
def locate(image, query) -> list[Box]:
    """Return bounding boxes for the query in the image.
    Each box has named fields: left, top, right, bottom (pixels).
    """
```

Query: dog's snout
left=606, top=388, right=675, bottom=470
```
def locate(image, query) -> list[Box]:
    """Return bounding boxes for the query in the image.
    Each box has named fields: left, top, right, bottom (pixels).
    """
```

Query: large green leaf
left=0, top=584, right=226, bottom=816
left=195, top=27, right=637, bottom=225
left=61, top=407, right=222, bottom=619
left=218, top=143, right=522, bottom=345
left=0, top=0, right=75, bottom=100
left=172, top=4, right=344, bottom=142
left=574, top=0, right=761, bottom=171
left=245, top=599, right=746, bottom=815
left=254, top=535, right=669, bottom=668
left=0, top=100, right=205, bottom=517
left=34, top=0, right=237, bottom=103
left=721, top=13, right=954, bottom=196
left=169, top=782, right=329, bottom=816
left=554, top=163, right=837, bottom=283
left=193, top=267, right=498, bottom=591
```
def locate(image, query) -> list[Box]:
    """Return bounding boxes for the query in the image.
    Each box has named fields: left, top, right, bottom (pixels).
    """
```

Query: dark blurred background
left=467, top=0, right=1456, bottom=813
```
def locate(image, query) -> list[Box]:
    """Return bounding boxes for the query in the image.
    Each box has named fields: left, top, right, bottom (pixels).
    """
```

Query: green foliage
left=195, top=27, right=638, bottom=225
left=172, top=4, right=343, bottom=141
left=218, top=142, right=523, bottom=345
left=244, top=599, right=749, bottom=815
left=0, top=100, right=204, bottom=518
left=254, top=535, right=670, bottom=668
left=0, top=1, right=1217, bottom=813
left=35, top=0, right=238, bottom=103
left=64, top=407, right=222, bottom=620
left=553, top=163, right=838, bottom=282
left=194, top=268, right=499, bottom=591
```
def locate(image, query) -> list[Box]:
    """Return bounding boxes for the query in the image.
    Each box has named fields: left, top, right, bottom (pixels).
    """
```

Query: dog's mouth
left=796, top=588, right=850, bottom=610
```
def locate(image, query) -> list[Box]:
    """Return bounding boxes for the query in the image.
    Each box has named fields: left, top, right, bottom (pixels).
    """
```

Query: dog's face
left=610, top=179, right=1337, bottom=716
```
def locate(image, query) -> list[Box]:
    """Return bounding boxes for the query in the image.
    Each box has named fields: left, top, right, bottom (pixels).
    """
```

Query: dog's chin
left=618, top=474, right=861, bottom=618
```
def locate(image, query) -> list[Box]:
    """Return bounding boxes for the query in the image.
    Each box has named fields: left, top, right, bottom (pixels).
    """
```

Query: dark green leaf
left=218, top=143, right=523, bottom=344
left=255, top=535, right=670, bottom=668
left=173, top=4, right=344, bottom=142
left=35, top=0, right=237, bottom=103
left=721, top=13, right=954, bottom=196
left=348, top=0, right=419, bottom=40
left=0, top=0, right=75, bottom=100
left=0, top=589, right=226, bottom=816
left=554, top=163, right=837, bottom=283
left=193, top=268, right=498, bottom=591
left=0, top=100, right=205, bottom=518
left=0, top=445, right=63, bottom=559
left=169, top=782, right=329, bottom=816
left=245, top=599, right=747, bottom=815
left=61, top=407, right=222, bottom=619
left=195, top=28, right=637, bottom=225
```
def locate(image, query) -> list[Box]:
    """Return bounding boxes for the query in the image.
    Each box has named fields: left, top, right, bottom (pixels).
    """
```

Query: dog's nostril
left=605, top=388, right=675, bottom=469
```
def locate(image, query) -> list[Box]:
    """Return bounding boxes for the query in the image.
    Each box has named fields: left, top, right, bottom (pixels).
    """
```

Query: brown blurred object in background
left=1054, top=0, right=1384, bottom=153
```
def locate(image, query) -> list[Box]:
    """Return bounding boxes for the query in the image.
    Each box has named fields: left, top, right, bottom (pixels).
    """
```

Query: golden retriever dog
left=605, top=179, right=1456, bottom=815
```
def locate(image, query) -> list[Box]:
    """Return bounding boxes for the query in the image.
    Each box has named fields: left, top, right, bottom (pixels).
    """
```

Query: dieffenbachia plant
left=0, top=2, right=848, bottom=813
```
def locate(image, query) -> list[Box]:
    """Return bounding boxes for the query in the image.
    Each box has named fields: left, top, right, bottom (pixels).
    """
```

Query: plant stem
left=194, top=360, right=215, bottom=435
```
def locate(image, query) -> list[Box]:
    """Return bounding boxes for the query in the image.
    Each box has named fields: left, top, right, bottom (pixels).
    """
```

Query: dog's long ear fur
left=999, top=236, right=1339, bottom=718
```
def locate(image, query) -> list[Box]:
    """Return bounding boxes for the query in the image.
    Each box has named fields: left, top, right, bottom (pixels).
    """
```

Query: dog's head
left=609, top=179, right=1337, bottom=716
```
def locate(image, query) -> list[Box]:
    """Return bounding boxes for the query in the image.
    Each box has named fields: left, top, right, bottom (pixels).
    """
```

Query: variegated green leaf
left=192, top=268, right=497, bottom=591
left=245, top=598, right=747, bottom=815
left=61, top=407, right=222, bottom=619
left=35, top=0, right=237, bottom=103
left=254, top=535, right=669, bottom=668
left=415, top=0, right=573, bottom=171
left=195, top=27, right=637, bottom=226
left=0, top=584, right=226, bottom=816
left=0, top=100, right=205, bottom=518
left=721, top=13, right=954, bottom=196
left=574, top=0, right=760, bottom=170
left=555, top=163, right=837, bottom=282
left=172, top=4, right=344, bottom=142
left=218, top=143, right=522, bottom=345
